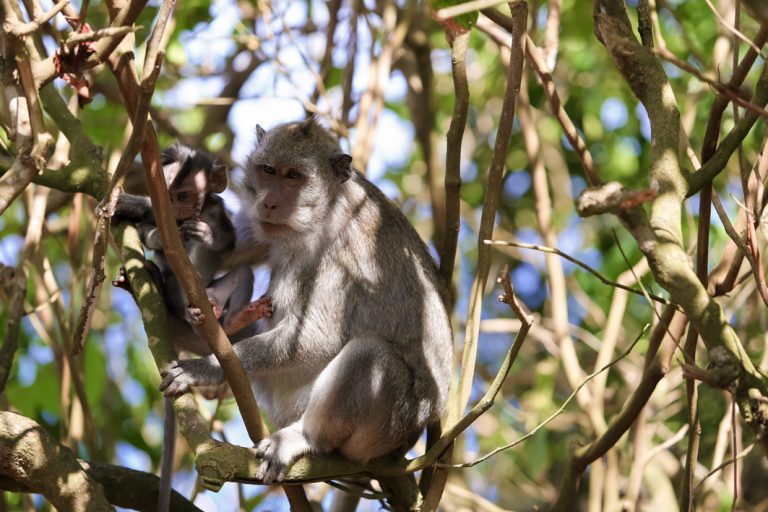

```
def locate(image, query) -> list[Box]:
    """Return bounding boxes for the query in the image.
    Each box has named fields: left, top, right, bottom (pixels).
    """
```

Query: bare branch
left=449, top=0, right=526, bottom=427
left=64, top=26, right=140, bottom=49
left=4, top=0, right=70, bottom=36
left=435, top=0, right=509, bottom=20
left=485, top=239, right=676, bottom=307
left=439, top=29, right=470, bottom=287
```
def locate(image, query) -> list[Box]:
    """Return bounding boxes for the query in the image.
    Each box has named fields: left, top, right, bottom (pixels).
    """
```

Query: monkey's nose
left=263, top=201, right=277, bottom=210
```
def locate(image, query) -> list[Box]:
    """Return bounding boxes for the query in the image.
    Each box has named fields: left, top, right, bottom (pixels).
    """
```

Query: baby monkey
left=113, top=144, right=270, bottom=512
left=114, top=143, right=271, bottom=347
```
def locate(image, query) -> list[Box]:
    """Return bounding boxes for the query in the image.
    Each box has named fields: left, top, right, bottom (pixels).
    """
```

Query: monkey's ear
left=330, top=154, right=353, bottom=182
left=299, top=116, right=317, bottom=136
left=209, top=164, right=228, bottom=193
left=256, top=125, right=267, bottom=144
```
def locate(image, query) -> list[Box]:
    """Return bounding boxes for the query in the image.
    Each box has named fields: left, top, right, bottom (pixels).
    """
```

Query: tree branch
left=0, top=411, right=113, bottom=511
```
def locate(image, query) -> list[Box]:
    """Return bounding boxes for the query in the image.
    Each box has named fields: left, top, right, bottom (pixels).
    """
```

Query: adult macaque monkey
left=113, top=144, right=270, bottom=512
left=160, top=118, right=454, bottom=486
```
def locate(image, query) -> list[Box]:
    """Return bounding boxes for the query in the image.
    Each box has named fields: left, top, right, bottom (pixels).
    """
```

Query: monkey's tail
left=158, top=397, right=176, bottom=512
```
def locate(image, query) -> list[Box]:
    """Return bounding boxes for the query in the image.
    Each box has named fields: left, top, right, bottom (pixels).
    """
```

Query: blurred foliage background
left=2, top=0, right=768, bottom=510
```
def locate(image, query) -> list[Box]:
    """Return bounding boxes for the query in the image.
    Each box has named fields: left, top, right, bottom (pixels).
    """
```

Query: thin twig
left=435, top=0, right=509, bottom=20
left=693, top=443, right=755, bottom=494
left=703, top=0, right=763, bottom=55
left=485, top=239, right=675, bottom=307
left=653, top=46, right=768, bottom=120
left=442, top=325, right=650, bottom=468
left=712, top=191, right=768, bottom=307
left=64, top=26, right=140, bottom=48
left=5, top=0, right=70, bottom=36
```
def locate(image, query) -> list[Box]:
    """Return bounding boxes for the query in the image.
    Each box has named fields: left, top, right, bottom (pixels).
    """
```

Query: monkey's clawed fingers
left=180, top=220, right=215, bottom=245
left=159, top=359, right=222, bottom=396
left=159, top=361, right=192, bottom=396
left=111, top=266, right=131, bottom=291
left=254, top=437, right=288, bottom=483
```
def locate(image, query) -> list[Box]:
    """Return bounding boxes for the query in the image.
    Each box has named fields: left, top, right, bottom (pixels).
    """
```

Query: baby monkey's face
left=169, top=169, right=208, bottom=222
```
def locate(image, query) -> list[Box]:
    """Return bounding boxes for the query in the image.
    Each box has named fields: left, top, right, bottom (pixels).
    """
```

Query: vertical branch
left=406, top=8, right=445, bottom=254
left=542, top=0, right=562, bottom=67
left=0, top=186, right=47, bottom=391
left=0, top=0, right=55, bottom=215
left=439, top=29, right=470, bottom=287
left=449, top=0, right=527, bottom=426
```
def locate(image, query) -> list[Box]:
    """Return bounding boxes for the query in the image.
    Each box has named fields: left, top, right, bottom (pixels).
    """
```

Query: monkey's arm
left=114, top=194, right=154, bottom=222
left=159, top=319, right=312, bottom=396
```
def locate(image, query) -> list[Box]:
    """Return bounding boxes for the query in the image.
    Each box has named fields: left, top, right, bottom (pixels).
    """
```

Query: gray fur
left=160, top=119, right=454, bottom=483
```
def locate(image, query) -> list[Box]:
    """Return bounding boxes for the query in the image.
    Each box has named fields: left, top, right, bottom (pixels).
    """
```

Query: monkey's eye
left=175, top=192, right=190, bottom=202
left=286, top=169, right=301, bottom=180
left=262, top=165, right=277, bottom=175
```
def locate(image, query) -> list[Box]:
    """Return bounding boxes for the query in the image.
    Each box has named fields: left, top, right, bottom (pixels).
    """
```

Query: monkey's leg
left=222, top=296, right=272, bottom=336
left=206, top=266, right=257, bottom=335
left=255, top=337, right=421, bottom=483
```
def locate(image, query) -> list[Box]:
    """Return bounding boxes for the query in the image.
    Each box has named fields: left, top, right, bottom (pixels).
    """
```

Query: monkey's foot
left=254, top=423, right=311, bottom=483
left=224, top=296, right=273, bottom=336
left=208, top=296, right=223, bottom=320
left=159, top=359, right=223, bottom=396
left=111, top=266, right=132, bottom=292
left=198, top=382, right=232, bottom=400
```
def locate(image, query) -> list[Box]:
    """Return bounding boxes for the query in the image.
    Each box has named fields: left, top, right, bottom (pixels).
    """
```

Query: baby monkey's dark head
left=161, top=144, right=227, bottom=222
left=242, top=117, right=353, bottom=238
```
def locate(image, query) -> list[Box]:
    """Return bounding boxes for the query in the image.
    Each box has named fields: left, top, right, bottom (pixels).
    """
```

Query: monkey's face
left=243, top=119, right=353, bottom=240
left=242, top=162, right=326, bottom=237
left=168, top=169, right=208, bottom=222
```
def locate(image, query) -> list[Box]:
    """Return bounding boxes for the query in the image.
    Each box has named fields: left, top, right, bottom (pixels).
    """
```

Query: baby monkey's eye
left=175, top=192, right=190, bottom=202
left=262, top=165, right=277, bottom=175
left=286, top=168, right=301, bottom=180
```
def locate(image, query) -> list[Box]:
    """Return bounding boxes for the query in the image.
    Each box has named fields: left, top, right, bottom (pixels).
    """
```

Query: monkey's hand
left=179, top=219, right=215, bottom=247
left=159, top=358, right=223, bottom=396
